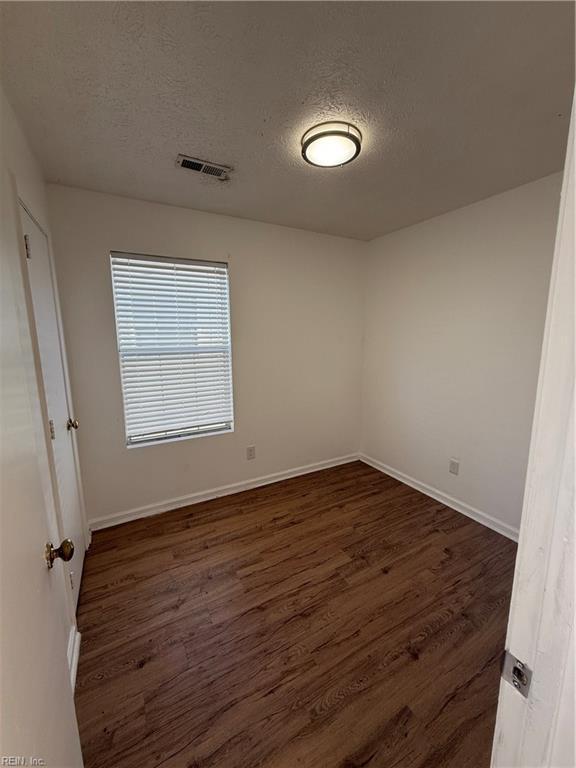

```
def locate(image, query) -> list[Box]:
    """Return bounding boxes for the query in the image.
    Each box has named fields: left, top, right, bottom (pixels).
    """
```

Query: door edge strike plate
left=502, top=649, right=532, bottom=698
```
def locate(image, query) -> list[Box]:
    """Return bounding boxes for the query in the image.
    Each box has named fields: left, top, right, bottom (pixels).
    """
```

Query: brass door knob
left=45, top=538, right=75, bottom=569
left=67, top=417, right=79, bottom=430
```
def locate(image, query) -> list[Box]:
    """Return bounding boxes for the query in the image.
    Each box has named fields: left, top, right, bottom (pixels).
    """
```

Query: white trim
left=66, top=625, right=81, bottom=689
left=89, top=454, right=359, bottom=530
left=18, top=198, right=90, bottom=550
left=358, top=454, right=519, bottom=542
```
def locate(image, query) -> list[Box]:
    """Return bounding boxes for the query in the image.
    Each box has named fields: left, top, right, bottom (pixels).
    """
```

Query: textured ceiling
left=1, top=2, right=574, bottom=240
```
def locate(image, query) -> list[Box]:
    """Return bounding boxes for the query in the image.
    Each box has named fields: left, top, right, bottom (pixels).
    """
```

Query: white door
left=491, top=92, right=574, bottom=767
left=19, top=205, right=86, bottom=606
left=1, top=169, right=84, bottom=765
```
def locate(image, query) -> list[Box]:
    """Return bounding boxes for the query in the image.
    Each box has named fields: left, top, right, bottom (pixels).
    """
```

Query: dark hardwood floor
left=75, top=461, right=516, bottom=768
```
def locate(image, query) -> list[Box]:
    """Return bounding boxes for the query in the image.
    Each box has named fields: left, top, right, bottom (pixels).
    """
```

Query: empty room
left=1, top=2, right=574, bottom=767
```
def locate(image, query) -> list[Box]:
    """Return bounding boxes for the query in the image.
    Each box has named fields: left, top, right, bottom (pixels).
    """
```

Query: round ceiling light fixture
left=301, top=121, right=362, bottom=168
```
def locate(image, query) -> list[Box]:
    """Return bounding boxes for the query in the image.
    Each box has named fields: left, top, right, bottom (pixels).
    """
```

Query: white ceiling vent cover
left=176, top=154, right=232, bottom=181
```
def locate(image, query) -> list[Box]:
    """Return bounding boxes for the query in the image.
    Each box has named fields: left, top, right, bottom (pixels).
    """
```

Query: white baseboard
left=89, top=451, right=519, bottom=543
left=358, top=454, right=519, bottom=542
left=89, top=454, right=359, bottom=531
left=67, top=625, right=81, bottom=689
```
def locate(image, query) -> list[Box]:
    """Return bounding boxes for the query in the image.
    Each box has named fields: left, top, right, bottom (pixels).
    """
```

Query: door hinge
left=24, top=234, right=31, bottom=259
left=49, top=419, right=56, bottom=440
left=502, top=650, right=532, bottom=698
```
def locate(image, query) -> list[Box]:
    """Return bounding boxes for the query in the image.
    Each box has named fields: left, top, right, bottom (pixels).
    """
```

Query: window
left=110, top=252, right=233, bottom=446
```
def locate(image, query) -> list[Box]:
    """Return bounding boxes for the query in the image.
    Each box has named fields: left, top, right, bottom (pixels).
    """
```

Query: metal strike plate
left=502, top=649, right=532, bottom=698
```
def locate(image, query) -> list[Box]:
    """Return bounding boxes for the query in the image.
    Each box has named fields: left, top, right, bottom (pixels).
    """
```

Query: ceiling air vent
left=176, top=154, right=232, bottom=181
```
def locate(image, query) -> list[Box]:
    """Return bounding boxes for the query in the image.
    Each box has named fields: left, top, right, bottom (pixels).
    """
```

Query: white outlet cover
left=449, top=458, right=460, bottom=475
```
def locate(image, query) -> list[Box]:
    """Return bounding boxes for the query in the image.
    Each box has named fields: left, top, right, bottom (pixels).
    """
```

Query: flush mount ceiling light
left=301, top=121, right=362, bottom=167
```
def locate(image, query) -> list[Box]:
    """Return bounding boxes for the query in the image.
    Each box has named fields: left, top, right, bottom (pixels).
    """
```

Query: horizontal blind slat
left=126, top=409, right=233, bottom=424
left=126, top=395, right=230, bottom=416
left=126, top=410, right=234, bottom=431
left=123, top=384, right=232, bottom=398
left=127, top=422, right=232, bottom=445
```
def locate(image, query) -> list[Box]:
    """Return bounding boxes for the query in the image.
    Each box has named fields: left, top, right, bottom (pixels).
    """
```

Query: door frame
left=16, top=199, right=90, bottom=561
left=491, top=92, right=574, bottom=766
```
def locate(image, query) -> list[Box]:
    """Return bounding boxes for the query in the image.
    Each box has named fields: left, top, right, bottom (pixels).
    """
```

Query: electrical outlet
left=246, top=445, right=256, bottom=460
left=449, top=458, right=460, bottom=476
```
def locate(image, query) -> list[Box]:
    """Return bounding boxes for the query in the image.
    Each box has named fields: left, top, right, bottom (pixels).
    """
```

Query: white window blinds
left=110, top=252, right=233, bottom=446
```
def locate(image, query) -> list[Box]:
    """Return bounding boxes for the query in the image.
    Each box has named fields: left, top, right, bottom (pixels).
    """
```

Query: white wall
left=360, top=174, right=562, bottom=537
left=1, top=90, right=51, bottom=229
left=47, top=185, right=364, bottom=525
left=48, top=174, right=561, bottom=535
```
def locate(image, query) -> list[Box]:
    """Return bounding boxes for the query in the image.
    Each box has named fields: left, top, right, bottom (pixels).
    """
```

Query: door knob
left=45, top=538, right=75, bottom=569
left=66, top=417, right=79, bottom=430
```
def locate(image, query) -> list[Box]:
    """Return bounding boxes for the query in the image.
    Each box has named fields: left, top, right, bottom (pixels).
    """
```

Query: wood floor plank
left=75, top=461, right=516, bottom=768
